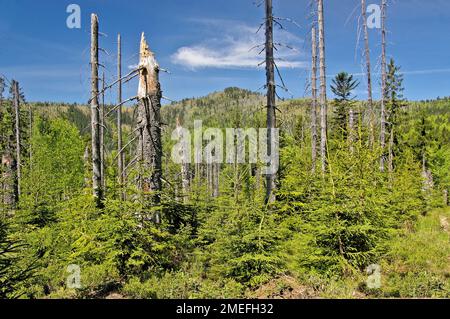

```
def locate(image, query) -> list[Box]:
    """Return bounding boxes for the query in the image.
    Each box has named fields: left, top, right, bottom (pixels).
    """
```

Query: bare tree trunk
left=265, top=0, right=276, bottom=203
left=380, top=0, right=387, bottom=172
left=318, top=0, right=327, bottom=173
left=117, top=34, right=125, bottom=200
left=12, top=81, right=21, bottom=200
left=176, top=117, right=190, bottom=203
left=90, top=14, right=103, bottom=205
left=361, top=0, right=374, bottom=146
left=311, top=26, right=318, bottom=173
left=100, top=72, right=106, bottom=192
left=137, top=33, right=163, bottom=222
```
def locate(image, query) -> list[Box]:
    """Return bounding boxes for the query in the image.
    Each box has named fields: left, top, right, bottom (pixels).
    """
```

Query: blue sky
left=1, top=0, right=450, bottom=104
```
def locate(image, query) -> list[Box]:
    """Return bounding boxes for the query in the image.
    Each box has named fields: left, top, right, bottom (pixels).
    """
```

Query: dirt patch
left=248, top=275, right=317, bottom=299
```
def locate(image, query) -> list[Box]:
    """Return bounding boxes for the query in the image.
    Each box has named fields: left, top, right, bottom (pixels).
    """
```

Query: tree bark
left=265, top=0, right=276, bottom=203
left=90, top=14, right=103, bottom=204
left=311, top=26, right=318, bottom=173
left=137, top=33, right=163, bottom=222
left=361, top=0, right=374, bottom=146
left=117, top=34, right=125, bottom=200
left=380, top=0, right=387, bottom=172
left=318, top=0, right=328, bottom=173
left=12, top=81, right=21, bottom=200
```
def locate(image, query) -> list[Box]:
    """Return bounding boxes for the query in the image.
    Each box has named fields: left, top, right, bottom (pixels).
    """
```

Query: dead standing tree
left=380, top=0, right=387, bottom=171
left=361, top=0, right=374, bottom=146
left=90, top=14, right=103, bottom=205
left=176, top=117, right=191, bottom=203
left=264, top=0, right=277, bottom=204
left=318, top=0, right=328, bottom=174
left=136, top=33, right=163, bottom=222
left=117, top=34, right=125, bottom=199
left=12, top=80, right=21, bottom=199
left=311, top=25, right=318, bottom=173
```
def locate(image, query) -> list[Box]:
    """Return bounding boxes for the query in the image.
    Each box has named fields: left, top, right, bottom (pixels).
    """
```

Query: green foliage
left=0, top=219, right=34, bottom=298
left=20, top=117, right=85, bottom=227
left=1, top=86, right=450, bottom=299
left=330, top=72, right=359, bottom=138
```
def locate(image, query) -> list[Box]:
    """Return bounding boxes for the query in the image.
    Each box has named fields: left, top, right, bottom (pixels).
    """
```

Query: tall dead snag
left=100, top=72, right=106, bottom=191
left=318, top=0, right=327, bottom=173
left=137, top=33, right=163, bottom=221
left=90, top=14, right=103, bottom=204
left=265, top=0, right=277, bottom=203
left=311, top=26, right=318, bottom=173
left=361, top=0, right=374, bottom=146
left=380, top=0, right=387, bottom=171
left=176, top=117, right=190, bottom=203
left=12, top=80, right=21, bottom=199
left=117, top=34, right=125, bottom=199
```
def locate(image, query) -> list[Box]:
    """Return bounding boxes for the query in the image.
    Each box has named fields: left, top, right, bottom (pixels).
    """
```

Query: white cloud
left=171, top=20, right=306, bottom=70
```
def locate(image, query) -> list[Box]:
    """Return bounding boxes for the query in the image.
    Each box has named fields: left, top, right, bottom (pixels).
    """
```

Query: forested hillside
left=1, top=86, right=449, bottom=299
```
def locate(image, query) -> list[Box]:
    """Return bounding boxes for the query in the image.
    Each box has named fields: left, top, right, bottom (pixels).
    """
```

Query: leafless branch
left=106, top=95, right=139, bottom=117
left=114, top=136, right=138, bottom=160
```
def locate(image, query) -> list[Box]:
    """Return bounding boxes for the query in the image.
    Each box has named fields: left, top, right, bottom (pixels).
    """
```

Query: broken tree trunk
left=361, top=0, right=374, bottom=146
left=90, top=14, right=103, bottom=204
left=12, top=80, right=21, bottom=200
left=137, top=33, right=163, bottom=222
left=117, top=34, right=125, bottom=200
left=380, top=0, right=387, bottom=172
left=265, top=0, right=277, bottom=204
left=318, top=0, right=328, bottom=173
left=311, top=26, right=318, bottom=173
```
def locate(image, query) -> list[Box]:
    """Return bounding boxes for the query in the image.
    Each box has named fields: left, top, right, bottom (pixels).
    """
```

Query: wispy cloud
left=171, top=19, right=306, bottom=70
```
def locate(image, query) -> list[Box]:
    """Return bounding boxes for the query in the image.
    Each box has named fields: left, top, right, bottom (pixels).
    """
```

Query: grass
left=257, top=207, right=450, bottom=299
left=379, top=207, right=450, bottom=298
